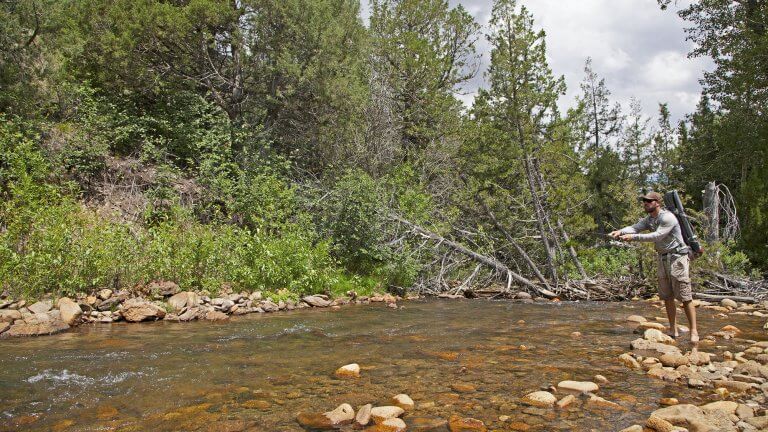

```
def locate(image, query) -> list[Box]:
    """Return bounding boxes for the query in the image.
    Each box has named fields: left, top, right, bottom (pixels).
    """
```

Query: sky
left=360, top=0, right=712, bottom=124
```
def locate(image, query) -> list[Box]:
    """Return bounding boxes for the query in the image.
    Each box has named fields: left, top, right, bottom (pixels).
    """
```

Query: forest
left=1, top=0, right=766, bottom=302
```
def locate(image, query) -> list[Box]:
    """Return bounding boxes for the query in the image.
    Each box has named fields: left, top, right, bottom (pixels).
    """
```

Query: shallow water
left=1, top=299, right=765, bottom=431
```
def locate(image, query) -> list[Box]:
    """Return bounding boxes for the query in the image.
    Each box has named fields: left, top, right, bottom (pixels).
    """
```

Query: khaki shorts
left=657, top=253, right=692, bottom=302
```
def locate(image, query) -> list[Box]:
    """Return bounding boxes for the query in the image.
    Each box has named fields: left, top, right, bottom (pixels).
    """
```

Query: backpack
left=663, top=190, right=703, bottom=257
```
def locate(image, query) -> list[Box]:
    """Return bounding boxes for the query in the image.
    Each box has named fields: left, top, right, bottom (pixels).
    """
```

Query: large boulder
left=27, top=300, right=53, bottom=314
left=651, top=404, right=737, bottom=432
left=5, top=319, right=69, bottom=337
left=631, top=338, right=681, bottom=355
left=168, top=292, right=199, bottom=312
left=303, top=295, right=332, bottom=307
left=644, top=329, right=675, bottom=344
left=121, top=298, right=166, bottom=322
left=0, top=309, right=22, bottom=323
left=57, top=298, right=82, bottom=326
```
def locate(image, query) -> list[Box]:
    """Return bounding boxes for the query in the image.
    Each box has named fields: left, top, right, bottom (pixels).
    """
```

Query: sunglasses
left=642, top=198, right=656, bottom=203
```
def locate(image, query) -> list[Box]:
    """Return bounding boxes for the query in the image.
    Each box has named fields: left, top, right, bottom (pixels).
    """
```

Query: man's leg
left=664, top=298, right=678, bottom=337
left=682, top=300, right=698, bottom=343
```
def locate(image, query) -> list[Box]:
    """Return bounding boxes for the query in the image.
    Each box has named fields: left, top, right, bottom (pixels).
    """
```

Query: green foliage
left=320, top=169, right=387, bottom=273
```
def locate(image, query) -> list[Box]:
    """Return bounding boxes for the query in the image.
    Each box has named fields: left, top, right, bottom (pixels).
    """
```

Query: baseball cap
left=639, top=191, right=663, bottom=202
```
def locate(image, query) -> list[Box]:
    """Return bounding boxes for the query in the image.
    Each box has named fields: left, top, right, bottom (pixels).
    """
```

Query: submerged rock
left=297, top=403, right=355, bottom=429
left=334, top=363, right=360, bottom=378
left=391, top=394, right=414, bottom=411
left=557, top=380, right=599, bottom=393
left=521, top=391, right=556, bottom=407
left=447, top=415, right=486, bottom=432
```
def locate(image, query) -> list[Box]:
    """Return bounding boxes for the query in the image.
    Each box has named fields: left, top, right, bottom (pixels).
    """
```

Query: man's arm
left=614, top=218, right=650, bottom=235
left=630, top=213, right=676, bottom=242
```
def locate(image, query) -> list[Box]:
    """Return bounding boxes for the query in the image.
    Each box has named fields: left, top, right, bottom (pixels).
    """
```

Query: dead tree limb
left=391, top=214, right=556, bottom=298
left=476, top=196, right=552, bottom=290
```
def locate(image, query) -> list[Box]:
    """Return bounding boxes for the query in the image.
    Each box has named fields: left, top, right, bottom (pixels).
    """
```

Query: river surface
left=1, top=299, right=765, bottom=431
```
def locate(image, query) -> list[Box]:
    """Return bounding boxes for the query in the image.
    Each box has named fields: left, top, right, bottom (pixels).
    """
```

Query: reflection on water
left=0, top=299, right=764, bottom=431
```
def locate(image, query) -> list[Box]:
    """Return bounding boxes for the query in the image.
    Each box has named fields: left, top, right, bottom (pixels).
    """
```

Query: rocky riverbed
left=0, top=294, right=766, bottom=431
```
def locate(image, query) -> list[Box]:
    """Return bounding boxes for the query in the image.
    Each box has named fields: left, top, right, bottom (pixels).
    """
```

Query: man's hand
left=619, top=234, right=633, bottom=242
left=608, top=230, right=621, bottom=239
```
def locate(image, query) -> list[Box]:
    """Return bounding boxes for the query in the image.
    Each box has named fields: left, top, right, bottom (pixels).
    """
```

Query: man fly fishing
left=609, top=191, right=700, bottom=344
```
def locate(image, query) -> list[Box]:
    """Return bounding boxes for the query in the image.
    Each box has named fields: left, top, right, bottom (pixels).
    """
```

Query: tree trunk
left=523, top=154, right=558, bottom=282
left=703, top=181, right=719, bottom=242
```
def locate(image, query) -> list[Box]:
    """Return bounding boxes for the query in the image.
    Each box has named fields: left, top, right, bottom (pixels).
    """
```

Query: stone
left=557, top=380, right=599, bottom=393
left=594, top=374, right=608, bottom=384
left=660, top=352, right=691, bottom=367
left=297, top=403, right=355, bottom=429
left=260, top=300, right=279, bottom=312
left=700, top=401, right=738, bottom=415
left=335, top=363, right=360, bottom=378
left=121, top=298, right=166, bottom=322
left=178, top=307, right=201, bottom=321
left=645, top=328, right=676, bottom=344
left=27, top=300, right=53, bottom=314
left=631, top=338, right=682, bottom=354
left=451, top=383, right=476, bottom=393
left=646, top=415, right=677, bottom=432
left=365, top=418, right=407, bottom=432
left=721, top=299, right=738, bottom=308
left=447, top=415, right=486, bottom=432
left=6, top=320, right=69, bottom=337
left=651, top=403, right=737, bottom=432
left=745, top=416, right=768, bottom=429
left=391, top=394, right=414, bottom=411
left=0, top=322, right=10, bottom=335
left=57, top=298, right=82, bottom=326
left=619, top=353, right=641, bottom=369
left=586, top=395, right=623, bottom=410
left=168, top=292, right=199, bottom=312
left=736, top=404, right=754, bottom=420
left=521, top=391, right=556, bottom=407
left=627, top=315, right=647, bottom=323
left=720, top=325, right=741, bottom=335
left=619, top=426, right=643, bottom=432
left=0, top=309, right=22, bottom=323
left=637, top=322, right=667, bottom=331
left=571, top=331, right=582, bottom=338
left=370, top=406, right=405, bottom=424
left=734, top=361, right=768, bottom=379
left=556, top=394, right=576, bottom=408
left=355, top=404, right=372, bottom=427
left=204, top=311, right=228, bottom=321
left=326, top=403, right=355, bottom=425
left=660, top=398, right=679, bottom=406
left=408, top=417, right=448, bottom=430
left=713, top=379, right=757, bottom=393
left=96, top=296, right=122, bottom=311
left=97, top=289, right=113, bottom=300
left=647, top=367, right=681, bottom=382
left=146, top=281, right=179, bottom=297
left=302, top=295, right=332, bottom=307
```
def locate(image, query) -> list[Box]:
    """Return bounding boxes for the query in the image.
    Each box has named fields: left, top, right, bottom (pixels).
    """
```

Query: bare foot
left=690, top=333, right=699, bottom=344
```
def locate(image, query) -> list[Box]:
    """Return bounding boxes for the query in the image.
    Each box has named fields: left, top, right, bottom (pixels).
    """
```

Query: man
left=609, top=191, right=699, bottom=344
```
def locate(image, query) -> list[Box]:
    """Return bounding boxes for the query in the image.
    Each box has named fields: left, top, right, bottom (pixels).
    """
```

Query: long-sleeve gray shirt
left=619, top=210, right=688, bottom=254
